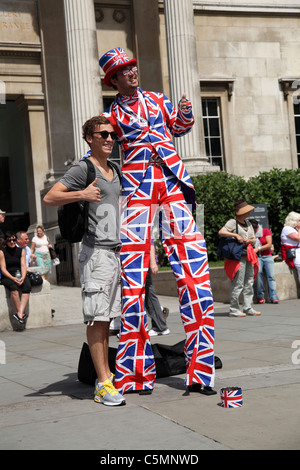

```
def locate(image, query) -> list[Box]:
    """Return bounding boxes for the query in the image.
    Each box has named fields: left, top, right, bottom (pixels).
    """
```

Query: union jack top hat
left=99, top=47, right=137, bottom=87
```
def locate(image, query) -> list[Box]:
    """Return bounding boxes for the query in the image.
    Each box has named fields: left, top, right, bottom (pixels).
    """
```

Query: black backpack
left=58, top=158, right=121, bottom=243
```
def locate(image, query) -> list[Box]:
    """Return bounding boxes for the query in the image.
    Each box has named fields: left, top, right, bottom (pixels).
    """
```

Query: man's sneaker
left=229, top=310, right=246, bottom=317
left=94, top=374, right=115, bottom=395
left=161, top=328, right=170, bottom=335
left=258, top=297, right=265, bottom=304
left=149, top=328, right=159, bottom=336
left=244, top=308, right=261, bottom=316
left=94, top=379, right=126, bottom=406
left=149, top=328, right=170, bottom=336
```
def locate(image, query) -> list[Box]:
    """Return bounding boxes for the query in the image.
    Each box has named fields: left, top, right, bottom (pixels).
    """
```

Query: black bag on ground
left=77, top=342, right=97, bottom=386
left=152, top=341, right=186, bottom=378
left=77, top=341, right=222, bottom=386
left=152, top=341, right=222, bottom=378
left=77, top=342, right=118, bottom=386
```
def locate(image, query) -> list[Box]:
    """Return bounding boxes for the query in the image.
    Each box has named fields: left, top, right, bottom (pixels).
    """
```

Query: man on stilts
left=99, top=47, right=216, bottom=396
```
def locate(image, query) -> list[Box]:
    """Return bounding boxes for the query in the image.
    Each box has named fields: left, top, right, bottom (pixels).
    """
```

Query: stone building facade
left=0, top=0, right=299, bottom=284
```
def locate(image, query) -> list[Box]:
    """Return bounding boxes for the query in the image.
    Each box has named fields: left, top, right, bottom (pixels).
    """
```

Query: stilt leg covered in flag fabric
left=115, top=165, right=215, bottom=393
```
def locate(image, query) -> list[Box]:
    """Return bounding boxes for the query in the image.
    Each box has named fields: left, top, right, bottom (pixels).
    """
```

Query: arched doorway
left=0, top=100, right=29, bottom=232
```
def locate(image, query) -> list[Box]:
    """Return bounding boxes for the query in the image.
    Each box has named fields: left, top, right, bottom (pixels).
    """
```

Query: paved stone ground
left=0, top=285, right=300, bottom=452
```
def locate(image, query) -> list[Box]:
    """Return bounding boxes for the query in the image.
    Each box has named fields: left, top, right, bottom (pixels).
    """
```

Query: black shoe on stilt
left=187, top=384, right=217, bottom=395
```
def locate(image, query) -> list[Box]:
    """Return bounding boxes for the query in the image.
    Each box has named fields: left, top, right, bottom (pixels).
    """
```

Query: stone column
left=132, top=0, right=163, bottom=92
left=164, top=0, right=215, bottom=174
left=16, top=94, right=49, bottom=227
left=63, top=0, right=102, bottom=160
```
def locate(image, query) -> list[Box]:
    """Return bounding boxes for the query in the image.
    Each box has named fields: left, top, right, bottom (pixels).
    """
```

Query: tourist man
left=16, top=231, right=36, bottom=268
left=44, top=116, right=125, bottom=406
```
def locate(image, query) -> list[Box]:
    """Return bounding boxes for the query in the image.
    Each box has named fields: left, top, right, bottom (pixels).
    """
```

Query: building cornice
left=193, top=1, right=300, bottom=14
left=158, top=1, right=300, bottom=14
left=0, top=41, right=41, bottom=58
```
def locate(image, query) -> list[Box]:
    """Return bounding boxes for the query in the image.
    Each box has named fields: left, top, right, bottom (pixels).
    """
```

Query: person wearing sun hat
left=99, top=47, right=217, bottom=397
left=219, top=199, right=261, bottom=317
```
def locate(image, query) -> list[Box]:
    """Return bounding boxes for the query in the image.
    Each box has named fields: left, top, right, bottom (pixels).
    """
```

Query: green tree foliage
left=191, top=168, right=300, bottom=261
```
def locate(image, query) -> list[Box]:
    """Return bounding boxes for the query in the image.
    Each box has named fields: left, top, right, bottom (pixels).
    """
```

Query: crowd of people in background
left=1, top=206, right=298, bottom=331
left=218, top=200, right=300, bottom=317
left=0, top=215, right=54, bottom=326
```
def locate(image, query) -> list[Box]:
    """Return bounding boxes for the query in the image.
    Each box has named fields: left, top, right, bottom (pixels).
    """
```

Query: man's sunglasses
left=93, top=131, right=117, bottom=140
left=119, top=66, right=138, bottom=76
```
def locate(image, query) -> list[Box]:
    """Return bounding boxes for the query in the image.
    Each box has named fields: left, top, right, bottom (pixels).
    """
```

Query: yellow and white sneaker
left=94, top=379, right=126, bottom=406
left=94, top=374, right=115, bottom=395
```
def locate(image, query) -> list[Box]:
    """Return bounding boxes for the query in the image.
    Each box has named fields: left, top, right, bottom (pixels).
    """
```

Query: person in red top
left=250, top=219, right=279, bottom=304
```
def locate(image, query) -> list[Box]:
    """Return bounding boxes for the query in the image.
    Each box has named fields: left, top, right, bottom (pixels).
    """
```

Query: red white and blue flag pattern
left=104, top=89, right=196, bottom=211
left=104, top=89, right=215, bottom=393
left=100, top=48, right=130, bottom=76
left=220, top=387, right=243, bottom=408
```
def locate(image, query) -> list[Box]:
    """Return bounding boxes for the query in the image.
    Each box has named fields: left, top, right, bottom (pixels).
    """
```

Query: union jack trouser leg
left=115, top=165, right=215, bottom=394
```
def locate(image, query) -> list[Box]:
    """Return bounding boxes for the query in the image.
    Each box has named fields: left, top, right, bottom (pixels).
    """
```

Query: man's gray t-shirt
left=60, top=159, right=121, bottom=249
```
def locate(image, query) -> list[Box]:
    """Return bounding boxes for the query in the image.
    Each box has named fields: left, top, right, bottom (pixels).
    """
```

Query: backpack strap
left=80, top=158, right=96, bottom=234
left=81, top=157, right=121, bottom=184
left=107, top=160, right=122, bottom=185
left=83, top=157, right=96, bottom=185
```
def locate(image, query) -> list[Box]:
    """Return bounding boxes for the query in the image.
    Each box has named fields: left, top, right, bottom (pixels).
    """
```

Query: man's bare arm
left=43, top=179, right=101, bottom=206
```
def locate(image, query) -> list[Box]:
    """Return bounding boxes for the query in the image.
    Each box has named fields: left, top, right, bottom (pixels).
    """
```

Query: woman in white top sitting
left=280, top=211, right=300, bottom=283
left=30, top=225, right=52, bottom=280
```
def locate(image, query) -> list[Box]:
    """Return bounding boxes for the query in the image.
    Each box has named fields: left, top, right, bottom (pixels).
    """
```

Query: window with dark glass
left=293, top=102, right=300, bottom=168
left=202, top=98, right=225, bottom=170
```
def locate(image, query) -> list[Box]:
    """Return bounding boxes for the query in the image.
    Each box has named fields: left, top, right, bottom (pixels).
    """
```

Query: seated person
left=16, top=231, right=37, bottom=269
left=0, top=231, right=31, bottom=324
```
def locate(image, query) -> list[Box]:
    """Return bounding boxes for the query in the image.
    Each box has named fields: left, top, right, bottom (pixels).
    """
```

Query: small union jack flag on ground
left=220, top=387, right=243, bottom=408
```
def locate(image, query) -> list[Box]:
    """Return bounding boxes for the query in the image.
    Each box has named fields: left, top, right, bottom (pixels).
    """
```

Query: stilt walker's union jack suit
left=100, top=48, right=215, bottom=394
